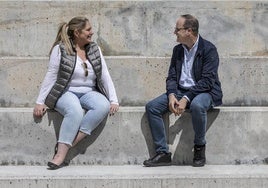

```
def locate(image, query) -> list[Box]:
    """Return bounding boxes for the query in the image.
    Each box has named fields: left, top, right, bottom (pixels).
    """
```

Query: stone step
left=0, top=165, right=268, bottom=188
left=0, top=56, right=268, bottom=107
left=1, top=1, right=267, bottom=57
left=0, top=107, right=267, bottom=166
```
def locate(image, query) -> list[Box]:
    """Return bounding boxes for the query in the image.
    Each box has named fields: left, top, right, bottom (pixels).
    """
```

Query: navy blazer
left=166, top=36, right=223, bottom=106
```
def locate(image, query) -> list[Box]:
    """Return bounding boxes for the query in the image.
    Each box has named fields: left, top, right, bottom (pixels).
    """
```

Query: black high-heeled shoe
left=47, top=143, right=69, bottom=170
left=53, top=143, right=58, bottom=157
left=47, top=161, right=68, bottom=170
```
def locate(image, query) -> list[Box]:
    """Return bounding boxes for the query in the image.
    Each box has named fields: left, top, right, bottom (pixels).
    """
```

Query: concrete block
left=0, top=107, right=267, bottom=166
left=0, top=165, right=268, bottom=188
left=0, top=56, right=267, bottom=107
left=0, top=1, right=267, bottom=57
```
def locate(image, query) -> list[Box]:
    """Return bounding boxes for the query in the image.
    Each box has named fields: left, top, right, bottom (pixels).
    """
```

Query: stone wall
left=0, top=1, right=267, bottom=107
left=1, top=1, right=267, bottom=57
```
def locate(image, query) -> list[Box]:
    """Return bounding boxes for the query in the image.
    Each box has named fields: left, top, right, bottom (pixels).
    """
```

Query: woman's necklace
left=75, top=47, right=88, bottom=77
left=76, top=49, right=87, bottom=62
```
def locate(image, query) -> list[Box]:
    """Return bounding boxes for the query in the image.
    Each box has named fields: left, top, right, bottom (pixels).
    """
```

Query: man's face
left=174, top=17, right=187, bottom=44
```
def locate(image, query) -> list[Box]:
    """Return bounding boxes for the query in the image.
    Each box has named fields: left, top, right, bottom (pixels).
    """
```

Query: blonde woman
left=33, top=16, right=119, bottom=170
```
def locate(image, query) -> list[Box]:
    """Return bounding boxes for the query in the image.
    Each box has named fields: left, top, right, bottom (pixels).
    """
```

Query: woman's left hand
left=109, top=104, right=119, bottom=116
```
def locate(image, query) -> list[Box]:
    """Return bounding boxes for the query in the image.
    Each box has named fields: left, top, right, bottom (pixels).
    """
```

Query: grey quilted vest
left=44, top=42, right=107, bottom=109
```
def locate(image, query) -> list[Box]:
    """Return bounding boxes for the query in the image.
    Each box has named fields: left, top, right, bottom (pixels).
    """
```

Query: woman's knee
left=96, top=100, right=110, bottom=114
left=63, top=106, right=84, bottom=120
left=56, top=92, right=83, bottom=117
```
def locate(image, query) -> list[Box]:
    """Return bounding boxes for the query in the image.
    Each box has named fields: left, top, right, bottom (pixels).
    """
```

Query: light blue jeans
left=146, top=91, right=213, bottom=153
left=55, top=90, right=110, bottom=146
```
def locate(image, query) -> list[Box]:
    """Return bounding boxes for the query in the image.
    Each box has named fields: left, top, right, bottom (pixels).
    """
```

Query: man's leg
left=143, top=93, right=171, bottom=167
left=190, top=93, right=213, bottom=167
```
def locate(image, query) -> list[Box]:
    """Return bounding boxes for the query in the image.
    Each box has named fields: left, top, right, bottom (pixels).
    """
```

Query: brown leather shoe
left=143, top=152, right=171, bottom=167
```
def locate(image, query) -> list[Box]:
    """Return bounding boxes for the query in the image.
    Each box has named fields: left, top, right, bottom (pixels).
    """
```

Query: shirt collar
left=182, top=34, right=199, bottom=53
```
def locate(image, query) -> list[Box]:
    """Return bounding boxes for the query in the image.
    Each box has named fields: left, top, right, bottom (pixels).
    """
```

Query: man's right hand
left=168, top=94, right=180, bottom=115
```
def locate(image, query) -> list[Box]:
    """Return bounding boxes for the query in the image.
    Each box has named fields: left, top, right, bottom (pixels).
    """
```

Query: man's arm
left=166, top=45, right=180, bottom=96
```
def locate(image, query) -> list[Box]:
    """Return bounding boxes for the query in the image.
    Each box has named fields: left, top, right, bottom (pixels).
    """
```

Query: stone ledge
left=0, top=165, right=268, bottom=188
left=0, top=56, right=268, bottom=107
left=1, top=1, right=267, bottom=57
left=0, top=107, right=268, bottom=166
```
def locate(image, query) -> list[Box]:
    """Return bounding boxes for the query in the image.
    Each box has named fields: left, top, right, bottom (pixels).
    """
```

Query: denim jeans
left=55, top=90, right=110, bottom=146
left=145, top=91, right=213, bottom=153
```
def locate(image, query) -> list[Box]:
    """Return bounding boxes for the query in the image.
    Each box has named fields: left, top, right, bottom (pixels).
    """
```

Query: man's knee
left=190, top=94, right=212, bottom=112
left=145, top=101, right=154, bottom=113
left=190, top=101, right=206, bottom=112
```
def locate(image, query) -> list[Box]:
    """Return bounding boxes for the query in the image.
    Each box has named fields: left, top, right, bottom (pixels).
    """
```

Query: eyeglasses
left=174, top=27, right=187, bottom=32
left=81, top=62, right=88, bottom=77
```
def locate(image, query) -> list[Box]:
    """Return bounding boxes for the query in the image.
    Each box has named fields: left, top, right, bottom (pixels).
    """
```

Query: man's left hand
left=175, top=97, right=188, bottom=115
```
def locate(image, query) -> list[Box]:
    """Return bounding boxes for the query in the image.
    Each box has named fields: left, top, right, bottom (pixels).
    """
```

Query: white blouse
left=36, top=44, right=119, bottom=105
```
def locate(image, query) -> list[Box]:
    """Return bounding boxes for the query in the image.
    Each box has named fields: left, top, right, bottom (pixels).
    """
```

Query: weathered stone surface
left=0, top=57, right=267, bottom=107
left=1, top=165, right=268, bottom=188
left=0, top=107, right=267, bottom=166
left=0, top=1, right=267, bottom=57
left=0, top=1, right=267, bottom=106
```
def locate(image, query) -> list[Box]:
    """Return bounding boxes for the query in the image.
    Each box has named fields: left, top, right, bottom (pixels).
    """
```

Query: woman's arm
left=36, top=45, right=61, bottom=105
left=99, top=47, right=119, bottom=105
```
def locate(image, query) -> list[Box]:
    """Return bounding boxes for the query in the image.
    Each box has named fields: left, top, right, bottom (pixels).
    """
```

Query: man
left=143, top=14, right=223, bottom=167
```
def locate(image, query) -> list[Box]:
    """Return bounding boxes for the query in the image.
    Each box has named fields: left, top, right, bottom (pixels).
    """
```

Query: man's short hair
left=181, top=14, right=199, bottom=36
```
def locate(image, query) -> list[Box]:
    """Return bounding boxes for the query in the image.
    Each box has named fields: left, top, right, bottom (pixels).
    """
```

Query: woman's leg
left=72, top=91, right=110, bottom=146
left=72, top=131, right=87, bottom=147
left=51, top=91, right=84, bottom=165
left=51, top=143, right=70, bottom=165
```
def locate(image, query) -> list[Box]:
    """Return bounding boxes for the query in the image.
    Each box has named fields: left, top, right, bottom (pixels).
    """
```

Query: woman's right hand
left=33, top=104, right=47, bottom=118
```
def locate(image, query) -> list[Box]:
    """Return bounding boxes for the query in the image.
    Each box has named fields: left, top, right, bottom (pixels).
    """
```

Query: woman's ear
left=74, top=29, right=80, bottom=38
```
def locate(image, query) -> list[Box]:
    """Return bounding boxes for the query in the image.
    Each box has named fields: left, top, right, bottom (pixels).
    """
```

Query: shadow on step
left=141, top=108, right=220, bottom=165
left=46, top=110, right=107, bottom=164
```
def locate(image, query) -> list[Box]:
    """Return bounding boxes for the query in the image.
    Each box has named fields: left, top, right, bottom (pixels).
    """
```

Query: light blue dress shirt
left=179, top=35, right=199, bottom=89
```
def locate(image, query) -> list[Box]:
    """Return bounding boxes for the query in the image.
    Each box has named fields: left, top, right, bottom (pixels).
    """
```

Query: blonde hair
left=49, top=16, right=89, bottom=56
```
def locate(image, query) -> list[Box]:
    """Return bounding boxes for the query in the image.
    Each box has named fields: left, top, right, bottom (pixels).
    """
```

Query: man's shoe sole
left=143, top=162, right=171, bottom=167
left=192, top=163, right=205, bottom=167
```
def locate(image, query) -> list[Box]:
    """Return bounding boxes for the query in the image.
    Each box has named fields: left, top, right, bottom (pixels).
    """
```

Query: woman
left=33, top=16, right=119, bottom=170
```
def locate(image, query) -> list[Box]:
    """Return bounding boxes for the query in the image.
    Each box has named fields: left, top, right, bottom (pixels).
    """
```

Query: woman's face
left=75, top=21, right=94, bottom=45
